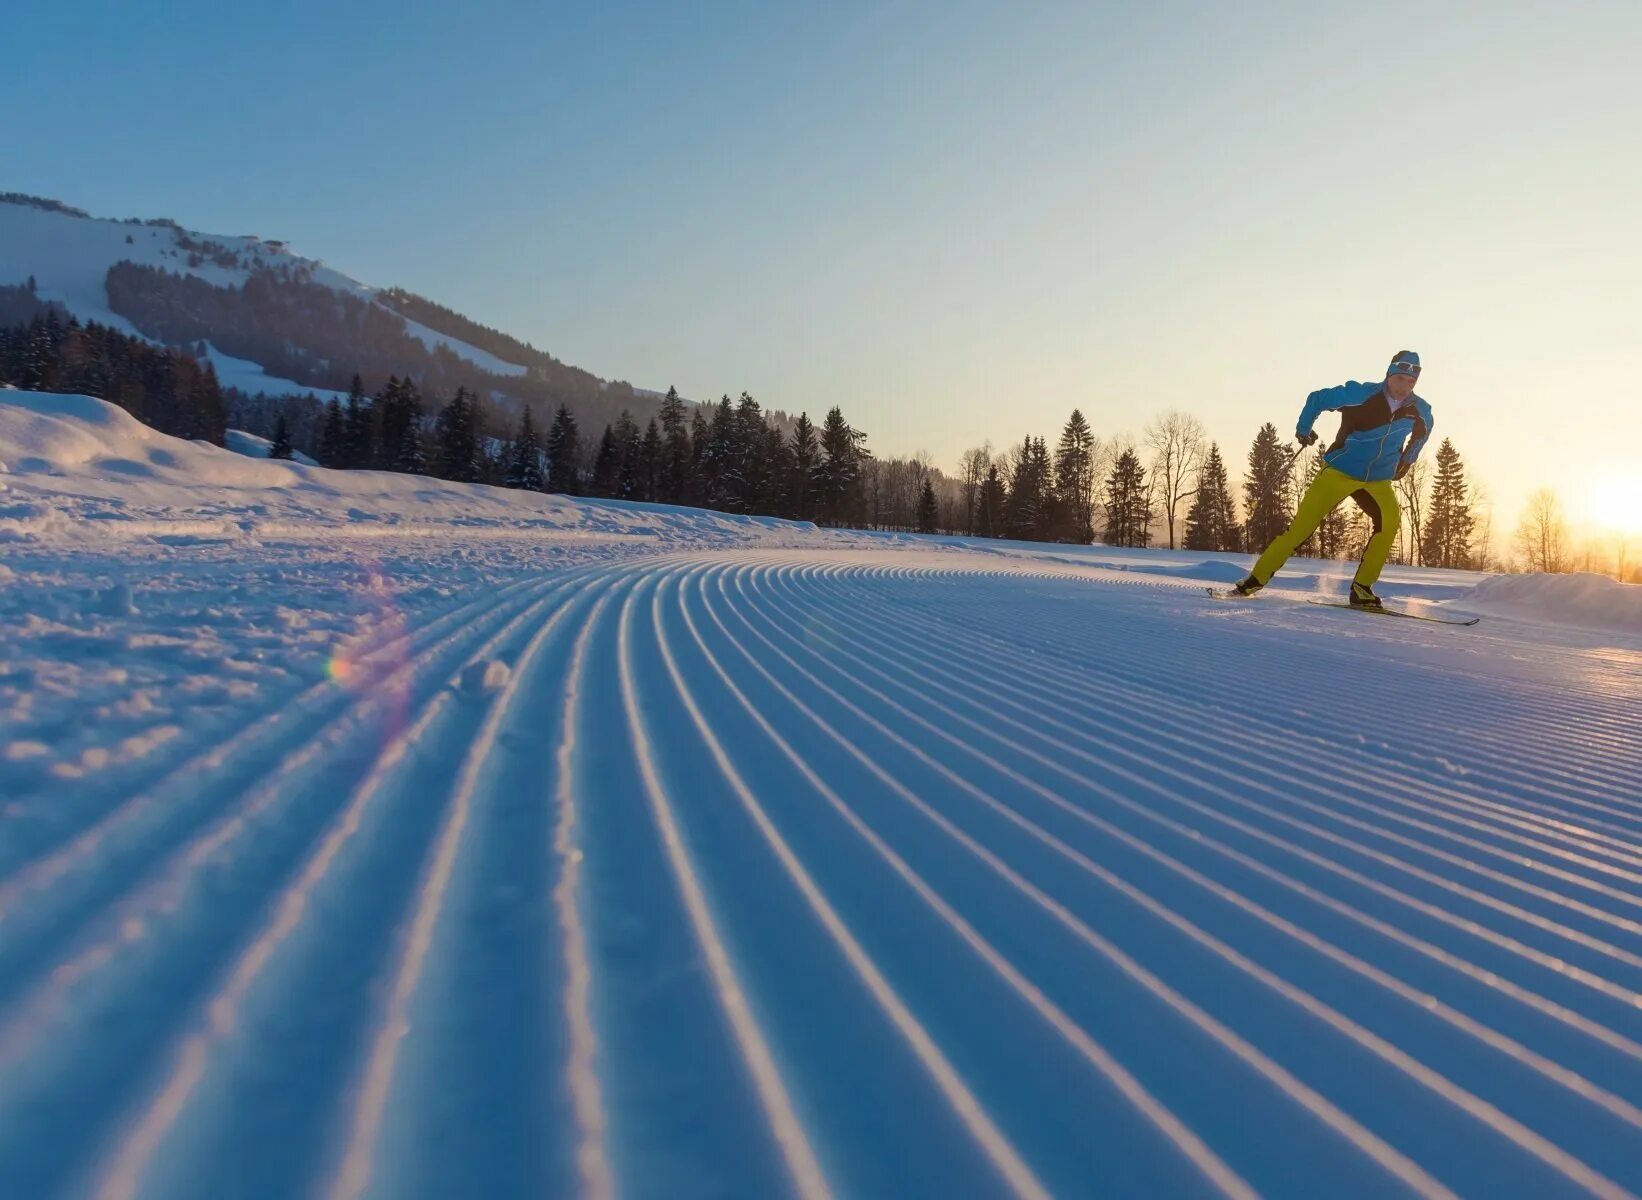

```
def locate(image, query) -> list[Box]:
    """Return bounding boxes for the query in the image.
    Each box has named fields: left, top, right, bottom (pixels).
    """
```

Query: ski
left=1207, top=587, right=1479, bottom=625
left=1306, top=599, right=1479, bottom=626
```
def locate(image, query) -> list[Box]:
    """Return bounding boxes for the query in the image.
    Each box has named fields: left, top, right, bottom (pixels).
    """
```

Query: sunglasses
left=1389, top=361, right=1421, bottom=374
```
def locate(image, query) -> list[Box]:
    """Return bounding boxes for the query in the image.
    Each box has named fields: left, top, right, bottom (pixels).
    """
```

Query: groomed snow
left=1, top=391, right=1639, bottom=1199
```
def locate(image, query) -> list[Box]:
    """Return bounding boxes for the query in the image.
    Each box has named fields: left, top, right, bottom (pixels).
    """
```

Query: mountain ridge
left=0, top=193, right=669, bottom=429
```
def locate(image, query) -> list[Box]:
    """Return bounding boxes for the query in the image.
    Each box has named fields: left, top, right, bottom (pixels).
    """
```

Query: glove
left=1296, top=430, right=1318, bottom=448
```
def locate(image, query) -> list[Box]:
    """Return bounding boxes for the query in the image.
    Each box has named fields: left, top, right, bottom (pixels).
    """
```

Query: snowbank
left=0, top=390, right=835, bottom=549
left=1460, top=572, right=1642, bottom=632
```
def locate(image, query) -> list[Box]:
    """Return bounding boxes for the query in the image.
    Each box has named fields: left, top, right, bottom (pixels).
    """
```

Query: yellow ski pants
left=1250, top=466, right=1400, bottom=588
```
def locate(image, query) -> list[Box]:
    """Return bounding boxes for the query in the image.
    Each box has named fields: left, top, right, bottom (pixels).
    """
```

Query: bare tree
left=998, top=439, right=1028, bottom=484
left=1394, top=459, right=1429, bottom=565
left=1144, top=411, right=1205, bottom=550
left=958, top=442, right=992, bottom=536
left=1471, top=482, right=1495, bottom=571
left=1513, top=487, right=1571, bottom=573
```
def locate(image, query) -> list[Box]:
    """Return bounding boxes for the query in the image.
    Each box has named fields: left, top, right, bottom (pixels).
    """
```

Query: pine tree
left=1242, top=423, right=1293, bottom=552
left=318, top=397, right=346, bottom=467
left=613, top=410, right=642, bottom=499
left=687, top=407, right=711, bottom=506
left=787, top=412, right=819, bottom=520
left=1053, top=410, right=1097, bottom=543
left=392, top=382, right=427, bottom=475
left=1420, top=438, right=1476, bottom=569
left=22, top=314, right=56, bottom=389
left=1005, top=437, right=1054, bottom=540
left=375, top=376, right=412, bottom=470
left=1029, top=438, right=1055, bottom=540
left=269, top=412, right=295, bottom=460
left=1183, top=443, right=1241, bottom=551
left=341, top=375, right=372, bottom=469
left=761, top=422, right=793, bottom=518
left=395, top=425, right=428, bottom=476
left=589, top=425, right=621, bottom=497
left=978, top=463, right=1006, bottom=537
left=658, top=385, right=691, bottom=503
left=434, top=387, right=478, bottom=482
left=505, top=406, right=545, bottom=490
left=639, top=417, right=663, bottom=502
left=1004, top=438, right=1040, bottom=540
left=545, top=404, right=581, bottom=494
left=816, top=407, right=866, bottom=526
left=699, top=397, right=736, bottom=509
left=734, top=392, right=766, bottom=512
left=1103, top=448, right=1152, bottom=547
left=917, top=479, right=938, bottom=534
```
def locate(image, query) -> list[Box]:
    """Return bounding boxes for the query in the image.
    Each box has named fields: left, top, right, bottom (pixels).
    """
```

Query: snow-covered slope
left=0, top=199, right=527, bottom=386
left=0, top=389, right=811, bottom=544
left=1, top=391, right=1639, bottom=1199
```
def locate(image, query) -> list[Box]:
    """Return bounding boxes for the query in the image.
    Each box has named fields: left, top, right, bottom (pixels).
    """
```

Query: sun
left=1585, top=473, right=1642, bottom=536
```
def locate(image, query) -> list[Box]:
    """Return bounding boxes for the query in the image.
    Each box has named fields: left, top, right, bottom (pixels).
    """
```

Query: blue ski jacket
left=1296, top=380, right=1434, bottom=483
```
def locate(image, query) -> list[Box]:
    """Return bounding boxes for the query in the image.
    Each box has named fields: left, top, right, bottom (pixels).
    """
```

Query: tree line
left=0, top=307, right=227, bottom=444
left=4, top=288, right=1621, bottom=576
left=259, top=380, right=873, bottom=526
left=913, top=410, right=1489, bottom=571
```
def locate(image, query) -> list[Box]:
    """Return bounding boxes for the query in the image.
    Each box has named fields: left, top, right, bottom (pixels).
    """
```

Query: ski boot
left=1348, top=582, right=1384, bottom=610
left=1230, top=575, right=1263, bottom=597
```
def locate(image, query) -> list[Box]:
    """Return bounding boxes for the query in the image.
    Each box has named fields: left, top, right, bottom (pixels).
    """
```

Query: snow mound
left=1460, top=572, right=1642, bottom=632
left=0, top=391, right=305, bottom=488
left=459, top=659, right=510, bottom=697
left=0, top=390, right=850, bottom=550
left=1129, top=558, right=1249, bottom=583
left=225, top=429, right=319, bottom=466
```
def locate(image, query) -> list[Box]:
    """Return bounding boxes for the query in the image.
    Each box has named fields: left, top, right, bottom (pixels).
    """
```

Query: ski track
left=1, top=548, right=1638, bottom=1199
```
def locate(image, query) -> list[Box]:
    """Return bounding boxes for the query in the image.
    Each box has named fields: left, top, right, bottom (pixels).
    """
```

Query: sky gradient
left=8, top=0, right=1641, bottom=546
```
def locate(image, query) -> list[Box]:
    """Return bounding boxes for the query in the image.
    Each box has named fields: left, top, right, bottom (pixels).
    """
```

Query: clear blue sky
left=9, top=0, right=1642, bottom=539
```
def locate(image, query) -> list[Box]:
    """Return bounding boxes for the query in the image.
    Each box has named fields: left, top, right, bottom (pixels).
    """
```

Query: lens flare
left=324, top=563, right=412, bottom=745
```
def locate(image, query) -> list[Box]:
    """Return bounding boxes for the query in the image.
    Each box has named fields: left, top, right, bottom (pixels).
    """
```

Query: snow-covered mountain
left=0, top=194, right=660, bottom=425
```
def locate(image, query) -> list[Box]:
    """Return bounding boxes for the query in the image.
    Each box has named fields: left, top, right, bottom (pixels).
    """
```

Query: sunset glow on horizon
left=1581, top=473, right=1642, bottom=538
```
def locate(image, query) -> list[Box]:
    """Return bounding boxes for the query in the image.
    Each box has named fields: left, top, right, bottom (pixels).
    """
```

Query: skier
left=1231, top=351, right=1433, bottom=608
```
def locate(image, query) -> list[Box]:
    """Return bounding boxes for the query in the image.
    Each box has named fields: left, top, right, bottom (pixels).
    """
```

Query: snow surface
left=0, top=201, right=528, bottom=386
left=201, top=343, right=349, bottom=404
left=396, top=313, right=530, bottom=377
left=2, top=391, right=1640, bottom=1199
left=1463, top=572, right=1642, bottom=634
